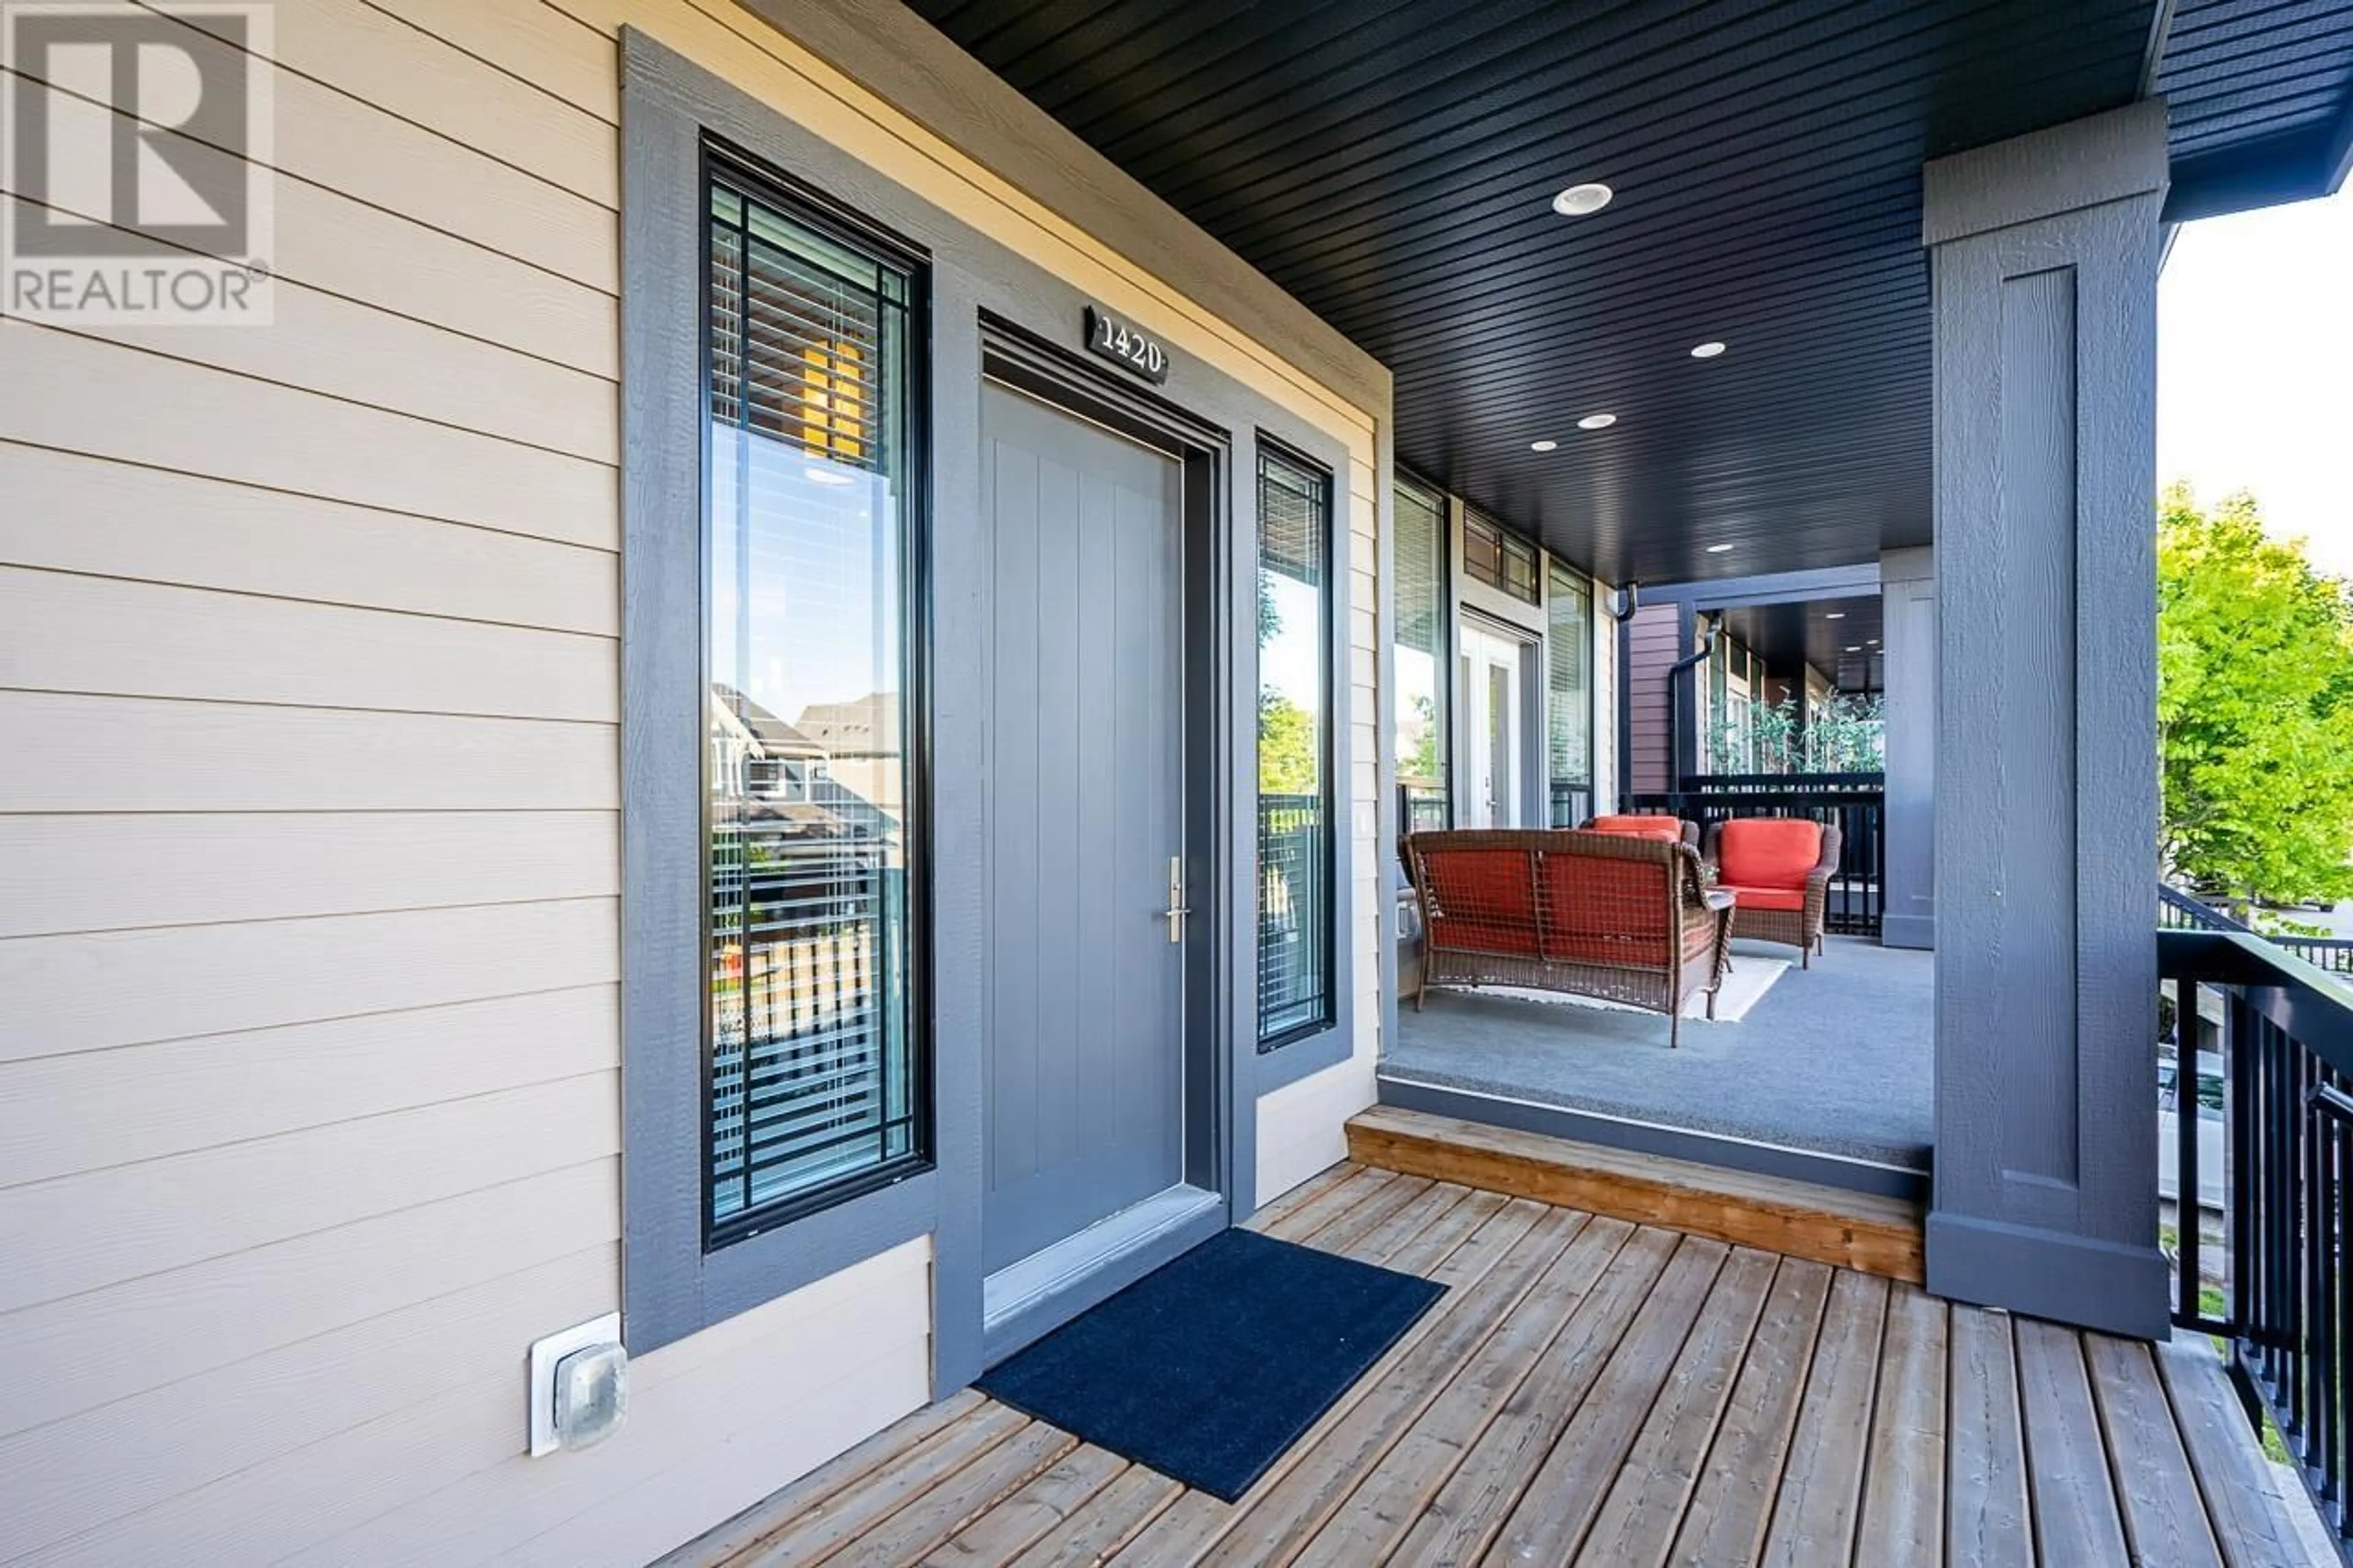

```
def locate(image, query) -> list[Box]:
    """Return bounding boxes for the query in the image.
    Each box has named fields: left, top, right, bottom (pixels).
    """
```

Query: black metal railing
left=1547, top=779, right=1594, bottom=830
left=1624, top=772, right=1885, bottom=937
left=2161, top=925, right=2353, bottom=1558
left=1259, top=792, right=1332, bottom=1043
left=1399, top=782, right=1449, bottom=836
left=2163, top=882, right=2353, bottom=977
left=707, top=833, right=915, bottom=1235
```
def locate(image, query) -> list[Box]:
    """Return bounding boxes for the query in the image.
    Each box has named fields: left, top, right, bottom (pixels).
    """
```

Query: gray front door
left=980, top=382, right=1189, bottom=1274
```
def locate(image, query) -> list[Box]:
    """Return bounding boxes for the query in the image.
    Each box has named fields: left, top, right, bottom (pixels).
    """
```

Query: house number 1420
left=1085, top=306, right=1170, bottom=384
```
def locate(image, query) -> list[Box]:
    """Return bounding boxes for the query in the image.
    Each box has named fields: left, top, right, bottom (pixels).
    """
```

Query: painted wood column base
left=1925, top=1211, right=2172, bottom=1341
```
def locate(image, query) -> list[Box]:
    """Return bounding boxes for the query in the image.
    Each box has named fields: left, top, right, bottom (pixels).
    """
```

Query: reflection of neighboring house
left=793, top=692, right=902, bottom=829
left=710, top=684, right=898, bottom=843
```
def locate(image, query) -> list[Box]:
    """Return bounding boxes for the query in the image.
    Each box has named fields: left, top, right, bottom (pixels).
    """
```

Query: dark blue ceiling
left=908, top=0, right=2353, bottom=585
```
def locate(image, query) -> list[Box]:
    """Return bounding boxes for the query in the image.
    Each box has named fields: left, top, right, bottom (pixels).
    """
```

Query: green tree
left=2158, top=483, right=2353, bottom=907
left=1259, top=692, right=1320, bottom=795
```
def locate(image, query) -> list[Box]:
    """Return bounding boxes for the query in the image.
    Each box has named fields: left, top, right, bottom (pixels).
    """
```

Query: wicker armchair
left=1581, top=813, right=1700, bottom=850
left=1702, top=818, right=1842, bottom=968
left=1403, top=829, right=1731, bottom=1047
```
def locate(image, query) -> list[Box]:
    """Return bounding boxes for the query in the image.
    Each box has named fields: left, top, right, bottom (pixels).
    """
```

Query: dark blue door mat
left=976, top=1227, right=1446, bottom=1501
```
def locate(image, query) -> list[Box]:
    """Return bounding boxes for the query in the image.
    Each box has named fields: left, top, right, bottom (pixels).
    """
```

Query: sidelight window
left=1396, top=479, right=1450, bottom=832
left=703, top=167, right=925, bottom=1241
left=1257, top=448, right=1336, bottom=1047
left=1546, top=564, right=1594, bottom=825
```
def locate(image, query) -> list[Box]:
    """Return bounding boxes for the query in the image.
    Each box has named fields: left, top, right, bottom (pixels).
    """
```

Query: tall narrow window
left=1546, top=564, right=1594, bottom=826
left=705, top=169, right=923, bottom=1240
left=1396, top=480, right=1449, bottom=832
left=1257, top=449, right=1334, bottom=1046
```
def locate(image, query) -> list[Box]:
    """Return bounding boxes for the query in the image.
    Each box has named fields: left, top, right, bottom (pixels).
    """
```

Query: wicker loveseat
left=1403, top=828, right=1732, bottom=1047
left=1702, top=817, right=1842, bottom=968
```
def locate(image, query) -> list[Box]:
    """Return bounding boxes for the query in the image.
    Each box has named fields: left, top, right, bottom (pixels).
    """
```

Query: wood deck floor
left=665, top=1164, right=2316, bottom=1568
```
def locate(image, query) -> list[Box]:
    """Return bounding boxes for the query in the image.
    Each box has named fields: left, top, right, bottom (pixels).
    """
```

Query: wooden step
left=1345, top=1105, right=1925, bottom=1284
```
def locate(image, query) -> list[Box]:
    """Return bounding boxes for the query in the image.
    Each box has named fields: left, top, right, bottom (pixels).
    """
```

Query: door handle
left=1164, top=855, right=1191, bottom=944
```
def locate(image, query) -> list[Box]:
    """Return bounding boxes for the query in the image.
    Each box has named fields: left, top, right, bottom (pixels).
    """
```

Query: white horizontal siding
left=0, top=987, right=620, bottom=1187
left=0, top=447, right=618, bottom=634
left=0, top=692, right=618, bottom=811
left=0, top=812, right=618, bottom=938
left=0, top=1160, right=620, bottom=1441
left=0, top=568, right=617, bottom=720
left=0, top=0, right=1381, bottom=1562
left=0, top=897, right=620, bottom=1062
left=0, top=327, right=614, bottom=543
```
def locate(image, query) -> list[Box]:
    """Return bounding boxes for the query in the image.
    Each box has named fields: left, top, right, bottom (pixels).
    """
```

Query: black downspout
left=1666, top=611, right=1719, bottom=787
left=1610, top=583, right=1639, bottom=811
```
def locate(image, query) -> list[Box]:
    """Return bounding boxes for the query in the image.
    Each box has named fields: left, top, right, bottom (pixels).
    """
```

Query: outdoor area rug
left=1479, top=953, right=1790, bottom=1022
left=975, top=1227, right=1446, bottom=1500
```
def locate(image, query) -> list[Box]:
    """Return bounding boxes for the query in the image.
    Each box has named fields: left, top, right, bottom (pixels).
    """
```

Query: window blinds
left=705, top=173, right=920, bottom=1238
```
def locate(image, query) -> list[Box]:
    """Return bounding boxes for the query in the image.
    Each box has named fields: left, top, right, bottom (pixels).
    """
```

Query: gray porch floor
left=1389, top=935, right=1934, bottom=1170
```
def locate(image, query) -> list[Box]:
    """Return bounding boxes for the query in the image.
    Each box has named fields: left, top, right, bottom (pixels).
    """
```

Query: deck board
left=923, top=1444, right=1128, bottom=1565
left=1852, top=1284, right=1949, bottom=1566
left=1382, top=1221, right=1677, bottom=1567
left=2015, top=1316, right=2134, bottom=1568
left=1668, top=1255, right=1835, bottom=1566
left=849, top=1420, right=1077, bottom=1563
left=1946, top=1304, right=2034, bottom=1567
left=2158, top=1336, right=2312, bottom=1568
left=669, top=1167, right=2317, bottom=1568
left=2084, top=1333, right=2225, bottom=1568
left=1190, top=1206, right=1584, bottom=1566
left=1487, top=1235, right=1731, bottom=1563
left=1290, top=1215, right=1636, bottom=1567
left=735, top=1404, right=1034, bottom=1567
left=1004, top=1465, right=1181, bottom=1568
left=1759, top=1268, right=1890, bottom=1567
left=1574, top=1246, right=1779, bottom=1566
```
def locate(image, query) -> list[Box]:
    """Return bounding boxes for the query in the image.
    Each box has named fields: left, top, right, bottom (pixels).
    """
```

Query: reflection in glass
left=1547, top=564, right=1594, bottom=826
left=1258, top=452, right=1334, bottom=1045
left=705, top=175, right=920, bottom=1237
left=1396, top=481, right=1449, bottom=831
left=1464, top=510, right=1539, bottom=605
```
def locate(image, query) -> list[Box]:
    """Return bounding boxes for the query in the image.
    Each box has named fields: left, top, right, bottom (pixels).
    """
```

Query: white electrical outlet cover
left=528, top=1312, right=620, bottom=1457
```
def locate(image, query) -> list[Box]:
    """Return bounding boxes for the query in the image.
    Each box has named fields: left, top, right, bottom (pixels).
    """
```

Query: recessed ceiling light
left=1552, top=182, right=1614, bottom=217
left=1866, top=638, right=1879, bottom=645
left=1705, top=542, right=1736, bottom=554
left=1530, top=439, right=1557, bottom=452
left=1577, top=413, right=1617, bottom=430
left=1824, top=612, right=1846, bottom=620
left=1691, top=341, right=1727, bottom=358
left=1845, top=645, right=1862, bottom=653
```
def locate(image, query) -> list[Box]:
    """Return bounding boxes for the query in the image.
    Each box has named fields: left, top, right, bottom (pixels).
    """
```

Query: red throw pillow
left=1717, top=819, right=1822, bottom=890
left=1586, top=814, right=1684, bottom=844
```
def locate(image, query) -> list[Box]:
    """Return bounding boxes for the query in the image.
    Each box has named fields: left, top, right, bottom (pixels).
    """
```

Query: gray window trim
left=620, top=44, right=936, bottom=1357
left=621, top=28, right=1371, bottom=1377
left=1254, top=435, right=1355, bottom=1093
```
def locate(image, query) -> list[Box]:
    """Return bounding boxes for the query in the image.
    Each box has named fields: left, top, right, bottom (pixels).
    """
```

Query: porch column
left=1878, top=547, right=1934, bottom=950
left=1923, top=101, right=2170, bottom=1339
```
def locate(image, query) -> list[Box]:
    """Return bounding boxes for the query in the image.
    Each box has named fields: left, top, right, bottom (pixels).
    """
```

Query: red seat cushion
left=1417, top=848, right=1539, bottom=958
left=1586, top=814, right=1684, bottom=844
left=1716, top=819, right=1822, bottom=890
left=1721, top=883, right=1806, bottom=912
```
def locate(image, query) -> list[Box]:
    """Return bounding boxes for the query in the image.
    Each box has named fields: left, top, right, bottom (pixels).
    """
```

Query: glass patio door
left=1460, top=621, right=1526, bottom=828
